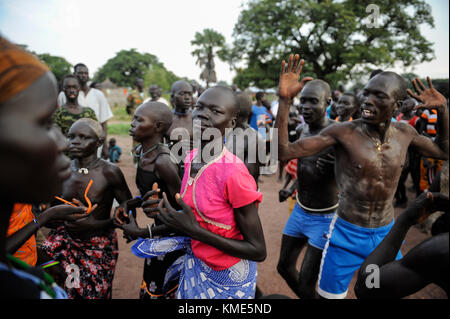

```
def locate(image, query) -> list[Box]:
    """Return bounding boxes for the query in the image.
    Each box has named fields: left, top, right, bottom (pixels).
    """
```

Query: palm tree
left=191, top=29, right=226, bottom=88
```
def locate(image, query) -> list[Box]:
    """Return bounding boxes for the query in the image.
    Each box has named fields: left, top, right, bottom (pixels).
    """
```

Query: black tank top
left=135, top=147, right=179, bottom=209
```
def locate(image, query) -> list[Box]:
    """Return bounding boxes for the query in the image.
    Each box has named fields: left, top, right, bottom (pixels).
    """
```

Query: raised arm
left=275, top=54, right=336, bottom=161
left=408, top=77, right=449, bottom=160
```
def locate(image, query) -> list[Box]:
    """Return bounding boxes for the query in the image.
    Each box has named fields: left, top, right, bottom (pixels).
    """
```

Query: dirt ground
left=109, top=134, right=447, bottom=299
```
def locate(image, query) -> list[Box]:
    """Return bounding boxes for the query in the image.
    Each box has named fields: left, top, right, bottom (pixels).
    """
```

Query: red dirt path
left=110, top=135, right=447, bottom=299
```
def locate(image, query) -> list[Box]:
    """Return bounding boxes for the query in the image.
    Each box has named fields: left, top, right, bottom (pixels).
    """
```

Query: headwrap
left=0, top=36, right=49, bottom=104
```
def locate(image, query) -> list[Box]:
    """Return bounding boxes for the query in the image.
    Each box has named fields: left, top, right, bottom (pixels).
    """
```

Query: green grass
left=111, top=104, right=132, bottom=122
left=107, top=122, right=131, bottom=136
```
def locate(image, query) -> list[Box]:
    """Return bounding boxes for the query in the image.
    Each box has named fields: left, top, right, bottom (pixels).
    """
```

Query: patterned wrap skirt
left=42, top=226, right=118, bottom=299
left=132, top=236, right=257, bottom=299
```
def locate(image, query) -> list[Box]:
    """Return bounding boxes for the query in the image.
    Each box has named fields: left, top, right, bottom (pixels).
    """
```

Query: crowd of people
left=0, top=36, right=448, bottom=300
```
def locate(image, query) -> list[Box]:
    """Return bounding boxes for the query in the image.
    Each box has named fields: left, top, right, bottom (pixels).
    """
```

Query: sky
left=0, top=0, right=448, bottom=88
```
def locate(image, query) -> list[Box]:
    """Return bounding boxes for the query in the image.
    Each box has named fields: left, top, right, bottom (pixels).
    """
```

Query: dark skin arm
left=7, top=205, right=87, bottom=255
left=279, top=175, right=297, bottom=202
left=407, top=77, right=449, bottom=160
left=115, top=186, right=176, bottom=239
left=157, top=193, right=267, bottom=262
left=355, top=192, right=449, bottom=299
left=275, top=54, right=337, bottom=161
left=155, top=154, right=182, bottom=203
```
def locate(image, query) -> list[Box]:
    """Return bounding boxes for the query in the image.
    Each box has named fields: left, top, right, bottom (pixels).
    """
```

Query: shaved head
left=236, top=91, right=252, bottom=120
left=372, top=71, right=407, bottom=101
left=170, top=80, right=192, bottom=95
left=138, top=101, right=173, bottom=132
left=303, top=79, right=331, bottom=101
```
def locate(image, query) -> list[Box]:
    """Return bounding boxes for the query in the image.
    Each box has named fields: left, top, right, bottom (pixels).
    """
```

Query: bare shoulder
left=392, top=120, right=416, bottom=135
left=154, top=146, right=177, bottom=170
left=322, top=118, right=357, bottom=136
left=102, top=159, right=125, bottom=180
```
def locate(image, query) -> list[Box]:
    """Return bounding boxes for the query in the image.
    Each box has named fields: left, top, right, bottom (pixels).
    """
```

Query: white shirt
left=271, top=100, right=279, bottom=117
left=143, top=96, right=170, bottom=106
left=57, top=88, right=113, bottom=124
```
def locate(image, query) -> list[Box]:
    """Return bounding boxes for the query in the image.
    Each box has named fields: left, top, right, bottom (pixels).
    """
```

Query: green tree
left=144, top=63, right=182, bottom=93
left=191, top=28, right=227, bottom=88
left=230, top=0, right=435, bottom=89
left=37, top=53, right=72, bottom=84
left=93, top=49, right=159, bottom=87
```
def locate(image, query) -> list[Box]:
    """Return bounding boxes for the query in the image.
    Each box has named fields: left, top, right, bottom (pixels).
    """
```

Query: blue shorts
left=283, top=203, right=336, bottom=250
left=318, top=215, right=403, bottom=299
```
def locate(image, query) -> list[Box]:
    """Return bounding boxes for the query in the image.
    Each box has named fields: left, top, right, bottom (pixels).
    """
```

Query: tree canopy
left=93, top=49, right=181, bottom=89
left=229, top=0, right=435, bottom=89
left=37, top=53, right=72, bottom=84
left=191, top=28, right=227, bottom=87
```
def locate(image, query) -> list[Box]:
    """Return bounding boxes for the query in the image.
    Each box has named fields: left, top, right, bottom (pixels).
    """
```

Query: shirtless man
left=225, top=91, right=265, bottom=185
left=165, top=80, right=194, bottom=177
left=276, top=79, right=339, bottom=299
left=42, top=118, right=132, bottom=299
left=276, top=54, right=448, bottom=299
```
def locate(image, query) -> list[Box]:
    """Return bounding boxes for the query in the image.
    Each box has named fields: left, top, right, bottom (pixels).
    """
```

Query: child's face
left=68, top=122, right=101, bottom=158
left=129, top=105, right=157, bottom=142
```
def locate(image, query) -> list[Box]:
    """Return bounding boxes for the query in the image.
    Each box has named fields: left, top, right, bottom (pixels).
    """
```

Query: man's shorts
left=283, top=203, right=336, bottom=250
left=317, top=215, right=403, bottom=299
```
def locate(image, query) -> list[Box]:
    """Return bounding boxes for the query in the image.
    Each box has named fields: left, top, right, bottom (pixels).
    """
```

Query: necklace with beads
left=131, top=143, right=162, bottom=159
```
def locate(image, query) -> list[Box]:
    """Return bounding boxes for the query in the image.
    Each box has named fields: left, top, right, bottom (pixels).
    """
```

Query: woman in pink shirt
left=125, top=86, right=267, bottom=299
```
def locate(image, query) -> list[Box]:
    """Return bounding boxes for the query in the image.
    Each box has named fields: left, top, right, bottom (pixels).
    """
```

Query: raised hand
left=279, top=54, right=314, bottom=100
left=407, top=77, right=447, bottom=111
left=156, top=192, right=200, bottom=237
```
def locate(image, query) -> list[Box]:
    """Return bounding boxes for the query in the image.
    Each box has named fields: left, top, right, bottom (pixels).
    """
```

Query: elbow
left=278, top=145, right=292, bottom=162
left=250, top=243, right=267, bottom=262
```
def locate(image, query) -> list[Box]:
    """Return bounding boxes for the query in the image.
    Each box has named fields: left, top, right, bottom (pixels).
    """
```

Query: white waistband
left=296, top=193, right=339, bottom=212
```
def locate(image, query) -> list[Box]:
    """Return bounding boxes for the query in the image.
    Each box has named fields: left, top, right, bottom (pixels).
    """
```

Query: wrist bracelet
left=33, top=218, right=40, bottom=229
left=147, top=224, right=153, bottom=239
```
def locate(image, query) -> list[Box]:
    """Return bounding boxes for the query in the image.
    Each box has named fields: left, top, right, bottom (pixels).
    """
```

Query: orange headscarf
left=0, top=36, right=49, bottom=104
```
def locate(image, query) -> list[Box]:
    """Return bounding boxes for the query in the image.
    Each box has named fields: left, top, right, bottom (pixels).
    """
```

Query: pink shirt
left=180, top=147, right=263, bottom=270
